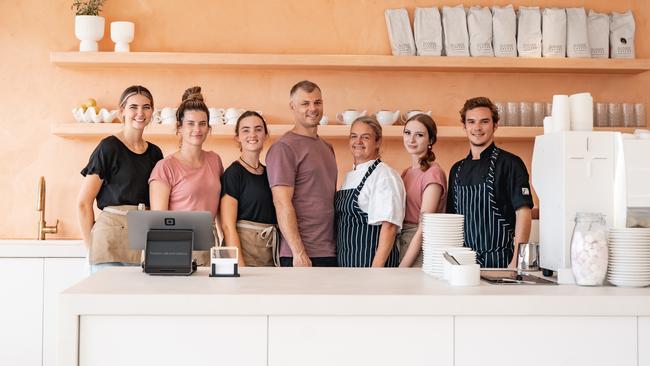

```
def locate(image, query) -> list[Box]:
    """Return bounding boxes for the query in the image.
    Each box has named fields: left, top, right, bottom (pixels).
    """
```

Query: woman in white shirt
left=335, top=116, right=406, bottom=267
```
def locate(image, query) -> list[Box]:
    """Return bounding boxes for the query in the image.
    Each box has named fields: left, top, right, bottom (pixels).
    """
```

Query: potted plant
left=72, top=0, right=106, bottom=52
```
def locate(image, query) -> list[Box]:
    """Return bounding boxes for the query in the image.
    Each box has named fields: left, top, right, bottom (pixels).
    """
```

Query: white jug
left=401, top=110, right=432, bottom=122
left=375, top=110, right=400, bottom=125
left=336, top=109, right=367, bottom=125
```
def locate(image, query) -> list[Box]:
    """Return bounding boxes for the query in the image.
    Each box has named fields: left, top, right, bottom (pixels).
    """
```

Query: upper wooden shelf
left=50, top=52, right=650, bottom=74
left=51, top=123, right=548, bottom=140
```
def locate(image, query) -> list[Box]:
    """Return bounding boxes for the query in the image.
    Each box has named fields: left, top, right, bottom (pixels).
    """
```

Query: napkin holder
left=209, top=246, right=240, bottom=277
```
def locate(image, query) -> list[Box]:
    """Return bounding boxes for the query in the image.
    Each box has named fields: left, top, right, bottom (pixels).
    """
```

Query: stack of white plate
left=607, top=228, right=650, bottom=287
left=421, top=214, right=475, bottom=277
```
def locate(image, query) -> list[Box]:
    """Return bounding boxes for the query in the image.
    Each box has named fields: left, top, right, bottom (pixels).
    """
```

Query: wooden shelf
left=50, top=52, right=650, bottom=74
left=51, top=123, right=547, bottom=140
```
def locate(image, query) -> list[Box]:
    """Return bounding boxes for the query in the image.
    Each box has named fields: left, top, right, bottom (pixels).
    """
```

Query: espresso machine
left=532, top=130, right=650, bottom=276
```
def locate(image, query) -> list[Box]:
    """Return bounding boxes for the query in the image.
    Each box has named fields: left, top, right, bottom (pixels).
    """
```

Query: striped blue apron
left=453, top=147, right=514, bottom=268
left=335, top=159, right=399, bottom=267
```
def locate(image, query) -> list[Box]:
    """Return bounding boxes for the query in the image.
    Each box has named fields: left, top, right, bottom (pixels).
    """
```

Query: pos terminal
left=127, top=211, right=215, bottom=275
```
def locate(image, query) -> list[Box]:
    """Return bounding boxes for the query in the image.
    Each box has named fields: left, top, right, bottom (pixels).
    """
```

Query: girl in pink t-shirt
left=399, top=114, right=447, bottom=267
left=149, top=86, right=224, bottom=265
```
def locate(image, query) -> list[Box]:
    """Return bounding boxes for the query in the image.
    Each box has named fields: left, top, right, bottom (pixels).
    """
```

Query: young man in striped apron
left=446, top=97, right=534, bottom=268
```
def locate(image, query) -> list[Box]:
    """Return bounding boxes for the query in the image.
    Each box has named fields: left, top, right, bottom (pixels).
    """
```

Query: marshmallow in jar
left=570, top=212, right=608, bottom=286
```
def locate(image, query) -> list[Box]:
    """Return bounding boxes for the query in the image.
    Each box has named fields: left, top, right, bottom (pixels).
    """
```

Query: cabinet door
left=269, top=316, right=453, bottom=366
left=79, top=315, right=267, bottom=366
left=43, top=258, right=88, bottom=366
left=0, top=258, right=44, bottom=366
left=640, top=317, right=650, bottom=366
left=455, top=316, right=636, bottom=366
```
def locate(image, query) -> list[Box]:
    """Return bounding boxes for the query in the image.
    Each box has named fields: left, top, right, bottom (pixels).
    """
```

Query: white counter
left=59, top=267, right=650, bottom=366
left=0, top=239, right=86, bottom=257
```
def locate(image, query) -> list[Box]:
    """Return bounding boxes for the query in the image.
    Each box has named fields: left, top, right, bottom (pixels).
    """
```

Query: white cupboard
left=640, top=317, right=650, bottom=366
left=0, top=258, right=44, bottom=366
left=43, top=258, right=88, bottom=366
left=0, top=243, right=87, bottom=366
left=268, top=316, right=454, bottom=366
left=78, top=315, right=267, bottom=366
left=455, top=316, right=637, bottom=366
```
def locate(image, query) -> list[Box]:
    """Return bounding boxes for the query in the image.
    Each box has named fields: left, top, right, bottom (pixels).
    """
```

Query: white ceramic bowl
left=72, top=107, right=119, bottom=123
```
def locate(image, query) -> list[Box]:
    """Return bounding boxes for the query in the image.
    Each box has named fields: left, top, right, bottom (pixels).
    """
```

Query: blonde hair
left=118, top=85, right=154, bottom=109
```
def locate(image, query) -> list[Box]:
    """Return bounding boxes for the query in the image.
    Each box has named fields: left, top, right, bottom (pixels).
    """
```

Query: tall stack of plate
left=421, top=214, right=475, bottom=277
left=607, top=228, right=650, bottom=287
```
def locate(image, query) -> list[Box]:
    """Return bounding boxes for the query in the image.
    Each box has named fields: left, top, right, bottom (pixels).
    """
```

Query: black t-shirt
left=81, top=135, right=163, bottom=209
left=446, top=143, right=534, bottom=228
left=221, top=161, right=277, bottom=224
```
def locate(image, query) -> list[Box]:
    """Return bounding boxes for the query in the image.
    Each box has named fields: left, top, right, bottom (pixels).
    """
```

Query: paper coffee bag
left=517, top=7, right=542, bottom=57
left=610, top=11, right=635, bottom=59
left=414, top=7, right=443, bottom=56
left=542, top=8, right=566, bottom=57
left=566, top=8, right=590, bottom=58
left=467, top=6, right=494, bottom=57
left=588, top=10, right=609, bottom=58
left=385, top=8, right=416, bottom=56
left=492, top=5, right=517, bottom=57
left=442, top=5, right=470, bottom=56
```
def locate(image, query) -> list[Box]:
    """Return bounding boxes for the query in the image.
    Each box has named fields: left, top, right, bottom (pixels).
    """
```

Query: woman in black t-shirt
left=220, top=111, right=278, bottom=267
left=77, top=85, right=163, bottom=273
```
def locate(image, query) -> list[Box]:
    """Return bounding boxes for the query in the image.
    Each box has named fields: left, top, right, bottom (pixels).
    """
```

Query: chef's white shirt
left=339, top=160, right=406, bottom=229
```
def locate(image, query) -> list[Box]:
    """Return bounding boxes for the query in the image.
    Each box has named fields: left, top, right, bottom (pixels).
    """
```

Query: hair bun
left=182, top=86, right=203, bottom=102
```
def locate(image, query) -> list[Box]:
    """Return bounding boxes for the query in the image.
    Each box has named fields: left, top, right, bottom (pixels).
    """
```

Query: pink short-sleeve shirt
left=149, top=151, right=224, bottom=220
left=401, top=162, right=447, bottom=224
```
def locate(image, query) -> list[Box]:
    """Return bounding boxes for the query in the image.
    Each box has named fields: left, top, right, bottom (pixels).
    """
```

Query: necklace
left=239, top=156, right=261, bottom=171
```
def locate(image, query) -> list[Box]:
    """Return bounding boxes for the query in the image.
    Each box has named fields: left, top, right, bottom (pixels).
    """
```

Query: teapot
left=225, top=108, right=245, bottom=125
left=208, top=107, right=226, bottom=125
left=336, top=109, right=367, bottom=125
left=153, top=107, right=178, bottom=125
left=401, top=110, right=432, bottom=123
left=374, top=110, right=400, bottom=126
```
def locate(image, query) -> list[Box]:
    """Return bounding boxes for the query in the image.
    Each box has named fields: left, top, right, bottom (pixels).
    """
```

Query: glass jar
left=570, top=212, right=608, bottom=286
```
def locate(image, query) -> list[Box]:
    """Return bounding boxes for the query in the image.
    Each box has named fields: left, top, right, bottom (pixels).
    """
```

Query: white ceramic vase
left=74, top=15, right=105, bottom=52
left=110, top=21, right=134, bottom=52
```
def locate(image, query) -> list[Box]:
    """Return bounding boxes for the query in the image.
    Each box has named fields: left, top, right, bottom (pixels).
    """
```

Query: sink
left=480, top=269, right=557, bottom=285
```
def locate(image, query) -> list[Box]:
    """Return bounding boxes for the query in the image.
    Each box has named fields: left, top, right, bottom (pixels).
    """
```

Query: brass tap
left=37, top=176, right=58, bottom=240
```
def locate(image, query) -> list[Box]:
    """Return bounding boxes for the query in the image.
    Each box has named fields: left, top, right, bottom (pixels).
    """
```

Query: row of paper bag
left=385, top=6, right=635, bottom=58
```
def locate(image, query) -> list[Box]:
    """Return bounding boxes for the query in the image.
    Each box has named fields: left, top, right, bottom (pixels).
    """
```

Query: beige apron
left=397, top=223, right=422, bottom=267
left=89, top=205, right=142, bottom=265
left=235, top=220, right=279, bottom=267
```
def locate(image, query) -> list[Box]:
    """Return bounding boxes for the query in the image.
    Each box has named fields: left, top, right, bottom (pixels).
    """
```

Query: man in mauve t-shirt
left=266, top=80, right=338, bottom=267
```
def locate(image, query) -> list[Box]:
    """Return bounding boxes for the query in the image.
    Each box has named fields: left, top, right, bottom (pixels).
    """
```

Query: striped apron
left=453, top=147, right=514, bottom=268
left=335, top=159, right=399, bottom=268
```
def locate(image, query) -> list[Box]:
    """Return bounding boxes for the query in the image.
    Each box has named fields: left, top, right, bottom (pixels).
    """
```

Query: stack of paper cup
left=551, top=95, right=570, bottom=132
left=569, top=92, right=594, bottom=131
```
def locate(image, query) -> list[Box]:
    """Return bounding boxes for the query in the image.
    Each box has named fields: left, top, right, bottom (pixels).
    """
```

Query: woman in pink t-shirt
left=398, top=114, right=447, bottom=267
left=149, top=86, right=224, bottom=265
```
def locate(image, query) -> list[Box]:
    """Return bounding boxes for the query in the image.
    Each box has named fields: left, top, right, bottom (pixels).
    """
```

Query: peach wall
left=0, top=0, right=647, bottom=239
